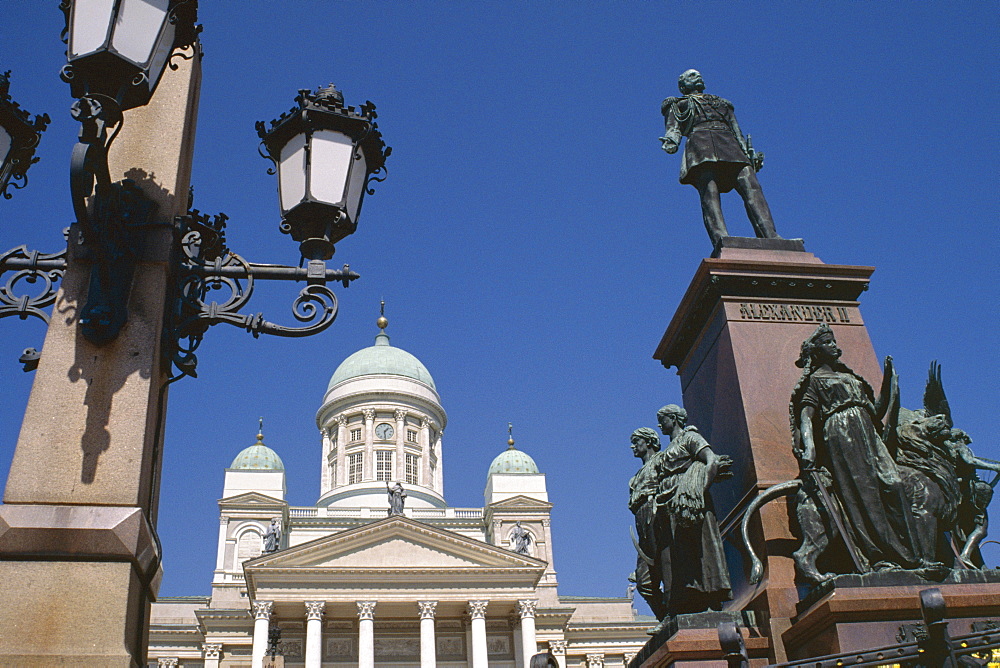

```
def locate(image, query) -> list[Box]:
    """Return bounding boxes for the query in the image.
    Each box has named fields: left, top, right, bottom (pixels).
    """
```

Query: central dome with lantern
left=316, top=306, right=447, bottom=509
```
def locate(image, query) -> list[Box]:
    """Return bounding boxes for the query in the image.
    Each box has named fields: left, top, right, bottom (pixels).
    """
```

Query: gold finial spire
left=257, top=417, right=265, bottom=442
left=507, top=422, right=515, bottom=449
left=377, top=299, right=388, bottom=331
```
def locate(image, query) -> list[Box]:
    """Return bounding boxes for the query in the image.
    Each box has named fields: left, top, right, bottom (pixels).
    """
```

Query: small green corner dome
left=327, top=331, right=436, bottom=391
left=230, top=433, right=284, bottom=471
left=488, top=446, right=539, bottom=475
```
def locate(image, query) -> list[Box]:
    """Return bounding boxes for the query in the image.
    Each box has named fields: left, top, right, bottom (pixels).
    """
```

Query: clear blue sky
left=1, top=3, right=997, bottom=613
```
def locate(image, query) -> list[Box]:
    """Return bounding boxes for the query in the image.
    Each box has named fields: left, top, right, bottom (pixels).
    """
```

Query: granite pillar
left=0, top=42, right=201, bottom=667
left=653, top=244, right=880, bottom=662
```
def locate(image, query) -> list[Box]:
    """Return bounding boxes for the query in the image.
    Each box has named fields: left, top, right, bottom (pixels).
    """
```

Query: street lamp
left=0, top=71, right=49, bottom=200
left=61, top=0, right=199, bottom=112
left=1, top=1, right=390, bottom=378
left=257, top=84, right=390, bottom=261
left=0, top=6, right=391, bottom=664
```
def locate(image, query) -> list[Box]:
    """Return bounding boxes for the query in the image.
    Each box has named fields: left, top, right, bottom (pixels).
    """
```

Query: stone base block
left=0, top=560, right=150, bottom=666
left=783, top=571, right=1000, bottom=660
left=633, top=611, right=770, bottom=667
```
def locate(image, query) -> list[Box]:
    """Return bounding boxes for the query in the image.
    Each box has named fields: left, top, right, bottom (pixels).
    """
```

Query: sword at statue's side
left=803, top=467, right=868, bottom=574
left=630, top=525, right=655, bottom=566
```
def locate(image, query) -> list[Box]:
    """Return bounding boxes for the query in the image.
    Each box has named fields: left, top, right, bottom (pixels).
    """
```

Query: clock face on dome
left=375, top=423, right=394, bottom=440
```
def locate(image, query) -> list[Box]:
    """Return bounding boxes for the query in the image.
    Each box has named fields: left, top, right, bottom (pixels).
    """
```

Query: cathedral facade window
left=405, top=453, right=419, bottom=484
left=348, top=452, right=363, bottom=484
left=407, top=429, right=418, bottom=443
left=375, top=450, right=393, bottom=481
left=349, top=428, right=362, bottom=442
left=236, top=529, right=262, bottom=567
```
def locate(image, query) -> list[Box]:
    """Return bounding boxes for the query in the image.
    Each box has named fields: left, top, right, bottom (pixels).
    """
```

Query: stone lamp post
left=0, top=2, right=389, bottom=664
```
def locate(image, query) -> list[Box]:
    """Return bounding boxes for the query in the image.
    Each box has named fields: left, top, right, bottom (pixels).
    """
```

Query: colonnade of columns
left=248, top=597, right=538, bottom=668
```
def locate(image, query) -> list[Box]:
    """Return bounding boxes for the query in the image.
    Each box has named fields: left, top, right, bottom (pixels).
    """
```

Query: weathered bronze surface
left=628, top=406, right=732, bottom=632
left=741, top=325, right=999, bottom=586
left=660, top=70, right=781, bottom=247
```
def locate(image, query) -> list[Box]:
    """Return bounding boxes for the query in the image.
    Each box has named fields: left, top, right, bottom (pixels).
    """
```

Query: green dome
left=230, top=431, right=284, bottom=470
left=327, top=331, right=436, bottom=391
left=488, top=445, right=539, bottom=475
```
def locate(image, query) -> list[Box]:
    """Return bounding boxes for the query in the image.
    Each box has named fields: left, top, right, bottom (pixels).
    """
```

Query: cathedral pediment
left=243, top=516, right=546, bottom=599
left=487, top=494, right=552, bottom=510
left=247, top=516, right=543, bottom=570
left=218, top=491, right=286, bottom=507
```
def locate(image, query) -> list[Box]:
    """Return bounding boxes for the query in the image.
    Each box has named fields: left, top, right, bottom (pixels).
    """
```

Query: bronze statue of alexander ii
left=660, top=69, right=781, bottom=246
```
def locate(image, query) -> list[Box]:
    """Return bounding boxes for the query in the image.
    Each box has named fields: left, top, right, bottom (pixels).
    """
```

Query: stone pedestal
left=0, top=45, right=201, bottom=666
left=632, top=611, right=769, bottom=667
left=653, top=244, right=881, bottom=662
left=783, top=570, right=1000, bottom=660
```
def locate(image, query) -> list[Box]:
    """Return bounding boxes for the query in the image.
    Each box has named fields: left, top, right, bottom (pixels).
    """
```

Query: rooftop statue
left=628, top=406, right=732, bottom=634
left=510, top=521, right=533, bottom=555
left=660, top=69, right=781, bottom=247
left=387, top=481, right=406, bottom=516
left=263, top=518, right=281, bottom=554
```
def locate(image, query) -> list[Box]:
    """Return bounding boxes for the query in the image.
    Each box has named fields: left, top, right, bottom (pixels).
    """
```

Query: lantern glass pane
left=112, top=0, right=170, bottom=66
left=69, top=0, right=117, bottom=58
left=346, top=147, right=367, bottom=222
left=0, top=126, right=12, bottom=166
left=309, top=130, right=354, bottom=206
left=278, top=132, right=307, bottom=213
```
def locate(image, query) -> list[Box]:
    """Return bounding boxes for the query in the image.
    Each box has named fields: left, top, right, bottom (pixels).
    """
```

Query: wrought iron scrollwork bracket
left=69, top=95, right=160, bottom=346
left=168, top=211, right=359, bottom=380
left=0, top=243, right=67, bottom=323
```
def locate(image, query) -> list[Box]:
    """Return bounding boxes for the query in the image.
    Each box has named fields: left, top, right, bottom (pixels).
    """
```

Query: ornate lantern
left=60, top=0, right=199, bottom=111
left=257, top=84, right=390, bottom=260
left=0, top=71, right=49, bottom=199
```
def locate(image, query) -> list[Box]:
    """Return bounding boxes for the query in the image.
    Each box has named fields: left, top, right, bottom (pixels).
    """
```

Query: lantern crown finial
left=312, top=83, right=344, bottom=108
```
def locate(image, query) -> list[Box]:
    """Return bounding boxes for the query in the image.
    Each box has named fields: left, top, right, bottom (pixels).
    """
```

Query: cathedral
left=147, top=317, right=650, bottom=667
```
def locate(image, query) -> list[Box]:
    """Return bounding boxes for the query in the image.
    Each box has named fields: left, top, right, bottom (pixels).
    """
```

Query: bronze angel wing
left=922, top=360, right=952, bottom=427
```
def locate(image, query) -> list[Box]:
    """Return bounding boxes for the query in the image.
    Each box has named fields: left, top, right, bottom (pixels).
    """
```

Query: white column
left=549, top=640, right=567, bottom=668
left=468, top=600, right=488, bottom=668
left=435, top=428, right=445, bottom=495
left=586, top=652, right=605, bottom=668
left=304, top=601, right=325, bottom=668
left=362, top=409, right=376, bottom=481
left=357, top=600, right=376, bottom=668
left=394, top=409, right=407, bottom=482
left=517, top=599, right=538, bottom=668
left=418, top=600, right=437, bottom=668
left=335, top=415, right=347, bottom=486
left=512, top=617, right=523, bottom=668
left=419, top=417, right=432, bottom=488
left=320, top=427, right=331, bottom=493
left=215, top=516, right=229, bottom=570
left=251, top=601, right=273, bottom=668
left=203, top=643, right=222, bottom=668
left=157, top=659, right=178, bottom=667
